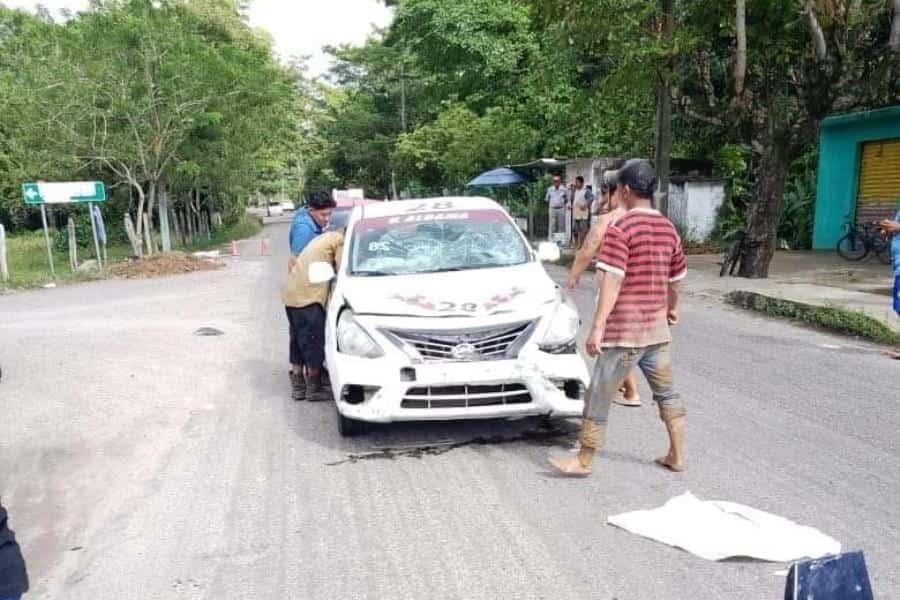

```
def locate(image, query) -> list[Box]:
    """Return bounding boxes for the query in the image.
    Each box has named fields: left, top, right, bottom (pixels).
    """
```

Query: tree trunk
left=738, top=141, right=789, bottom=278
left=734, top=0, right=747, bottom=97
left=133, top=183, right=146, bottom=245
left=124, top=213, right=141, bottom=257
left=142, top=212, right=154, bottom=257
left=891, top=0, right=900, bottom=50
left=158, top=179, right=172, bottom=252
left=171, top=207, right=182, bottom=247
left=67, top=217, right=77, bottom=271
left=655, top=0, right=675, bottom=216
left=147, top=181, right=158, bottom=252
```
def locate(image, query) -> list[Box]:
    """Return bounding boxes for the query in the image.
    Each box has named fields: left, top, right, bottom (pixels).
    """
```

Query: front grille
left=401, top=382, right=532, bottom=409
left=386, top=322, right=533, bottom=362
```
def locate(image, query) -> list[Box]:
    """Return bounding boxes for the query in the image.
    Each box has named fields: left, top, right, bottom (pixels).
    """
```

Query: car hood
left=342, top=263, right=558, bottom=318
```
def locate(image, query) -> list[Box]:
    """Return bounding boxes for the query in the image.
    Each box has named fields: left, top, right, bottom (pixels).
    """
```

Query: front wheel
left=836, top=233, right=868, bottom=261
left=337, top=409, right=368, bottom=437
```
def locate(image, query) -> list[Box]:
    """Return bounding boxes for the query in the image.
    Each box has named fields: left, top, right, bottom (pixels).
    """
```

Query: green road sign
left=22, top=181, right=106, bottom=205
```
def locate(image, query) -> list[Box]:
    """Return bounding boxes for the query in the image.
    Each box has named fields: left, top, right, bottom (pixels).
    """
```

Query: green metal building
left=813, top=105, right=900, bottom=249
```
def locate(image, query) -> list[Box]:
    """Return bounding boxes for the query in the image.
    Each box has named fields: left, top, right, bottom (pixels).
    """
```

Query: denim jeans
left=583, top=342, right=684, bottom=424
left=1, top=595, right=22, bottom=600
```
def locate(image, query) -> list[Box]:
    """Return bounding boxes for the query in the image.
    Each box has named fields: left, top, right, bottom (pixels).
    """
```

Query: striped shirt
left=596, top=208, right=687, bottom=348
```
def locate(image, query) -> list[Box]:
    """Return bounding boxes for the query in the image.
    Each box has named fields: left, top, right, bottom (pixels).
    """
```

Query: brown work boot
left=306, top=372, right=331, bottom=402
left=290, top=372, right=305, bottom=401
left=655, top=408, right=685, bottom=472
left=549, top=420, right=605, bottom=477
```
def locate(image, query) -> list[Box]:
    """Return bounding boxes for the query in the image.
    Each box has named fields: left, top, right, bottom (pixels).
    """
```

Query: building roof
left=821, top=105, right=900, bottom=129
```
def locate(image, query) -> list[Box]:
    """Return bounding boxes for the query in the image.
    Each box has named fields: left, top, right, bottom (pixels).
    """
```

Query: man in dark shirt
left=0, top=501, right=28, bottom=600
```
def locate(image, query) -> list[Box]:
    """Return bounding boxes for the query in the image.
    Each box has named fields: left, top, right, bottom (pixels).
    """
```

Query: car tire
left=337, top=409, right=368, bottom=437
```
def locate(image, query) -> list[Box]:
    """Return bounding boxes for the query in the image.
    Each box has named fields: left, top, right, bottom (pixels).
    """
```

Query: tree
left=676, top=0, right=897, bottom=276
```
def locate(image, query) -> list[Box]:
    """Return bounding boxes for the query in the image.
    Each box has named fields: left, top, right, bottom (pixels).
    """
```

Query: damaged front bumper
left=331, top=340, right=588, bottom=424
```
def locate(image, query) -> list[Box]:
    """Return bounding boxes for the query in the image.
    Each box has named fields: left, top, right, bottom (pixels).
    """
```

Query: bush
left=53, top=210, right=96, bottom=254
left=726, top=291, right=900, bottom=345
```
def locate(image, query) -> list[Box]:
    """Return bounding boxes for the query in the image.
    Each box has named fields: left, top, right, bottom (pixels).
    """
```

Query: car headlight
left=538, top=294, right=579, bottom=353
left=337, top=309, right=384, bottom=358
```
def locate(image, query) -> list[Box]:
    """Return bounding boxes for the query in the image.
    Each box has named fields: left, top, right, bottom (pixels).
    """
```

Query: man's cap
left=602, top=159, right=641, bottom=189
left=617, top=159, right=657, bottom=197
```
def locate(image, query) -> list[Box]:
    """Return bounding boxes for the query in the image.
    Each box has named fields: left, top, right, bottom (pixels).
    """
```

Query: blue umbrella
left=466, top=167, right=530, bottom=187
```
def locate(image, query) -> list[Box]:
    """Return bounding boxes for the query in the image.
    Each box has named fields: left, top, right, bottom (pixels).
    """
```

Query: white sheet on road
left=607, top=492, right=841, bottom=562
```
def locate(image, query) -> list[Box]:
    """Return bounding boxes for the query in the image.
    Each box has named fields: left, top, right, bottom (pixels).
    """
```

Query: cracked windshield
left=1, top=0, right=898, bottom=599
left=351, top=210, right=529, bottom=276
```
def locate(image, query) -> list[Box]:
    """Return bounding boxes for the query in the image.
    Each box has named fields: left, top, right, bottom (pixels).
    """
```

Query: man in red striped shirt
left=551, top=159, right=687, bottom=477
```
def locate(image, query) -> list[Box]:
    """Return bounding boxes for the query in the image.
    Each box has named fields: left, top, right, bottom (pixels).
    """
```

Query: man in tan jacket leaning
left=283, top=229, right=344, bottom=401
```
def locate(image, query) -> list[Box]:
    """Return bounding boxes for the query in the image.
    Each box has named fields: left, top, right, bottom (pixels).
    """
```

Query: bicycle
left=719, top=232, right=745, bottom=277
left=836, top=221, right=892, bottom=264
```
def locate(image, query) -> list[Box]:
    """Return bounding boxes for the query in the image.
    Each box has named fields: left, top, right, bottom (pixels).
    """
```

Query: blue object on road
left=784, top=551, right=873, bottom=600
left=289, top=208, right=323, bottom=255
left=466, top=167, right=530, bottom=188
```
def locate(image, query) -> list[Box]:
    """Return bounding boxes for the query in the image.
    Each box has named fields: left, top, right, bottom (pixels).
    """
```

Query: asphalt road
left=1, top=220, right=898, bottom=599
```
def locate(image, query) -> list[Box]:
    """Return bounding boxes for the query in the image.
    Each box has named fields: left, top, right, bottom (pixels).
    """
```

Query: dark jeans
left=285, top=304, right=326, bottom=370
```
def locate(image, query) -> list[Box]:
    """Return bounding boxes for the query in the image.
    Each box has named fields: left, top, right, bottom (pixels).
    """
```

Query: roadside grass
left=2, top=230, right=133, bottom=289
left=725, top=290, right=900, bottom=346
left=1, top=215, right=262, bottom=290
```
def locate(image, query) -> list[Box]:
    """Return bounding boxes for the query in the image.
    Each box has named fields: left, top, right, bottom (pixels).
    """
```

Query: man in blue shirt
left=289, top=190, right=336, bottom=256
left=879, top=211, right=900, bottom=358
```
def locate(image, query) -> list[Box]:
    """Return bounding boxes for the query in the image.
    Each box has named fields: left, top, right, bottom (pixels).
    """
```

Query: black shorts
left=285, top=304, right=326, bottom=369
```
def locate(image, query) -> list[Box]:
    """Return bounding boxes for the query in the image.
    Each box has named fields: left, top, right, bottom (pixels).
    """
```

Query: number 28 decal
left=406, top=201, right=454, bottom=212
left=437, top=301, right=478, bottom=312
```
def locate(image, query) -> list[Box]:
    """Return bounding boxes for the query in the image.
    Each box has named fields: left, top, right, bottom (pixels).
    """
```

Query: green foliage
left=726, top=291, right=900, bottom=346
left=713, top=144, right=752, bottom=242
left=393, top=104, right=538, bottom=189
left=53, top=211, right=96, bottom=254
left=778, top=153, right=817, bottom=250
left=0, top=0, right=312, bottom=241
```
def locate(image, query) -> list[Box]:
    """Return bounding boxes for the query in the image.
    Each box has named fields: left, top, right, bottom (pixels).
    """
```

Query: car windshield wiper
left=414, top=267, right=469, bottom=274
left=351, top=270, right=396, bottom=277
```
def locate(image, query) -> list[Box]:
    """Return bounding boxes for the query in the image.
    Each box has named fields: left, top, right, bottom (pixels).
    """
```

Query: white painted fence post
left=0, top=223, right=9, bottom=283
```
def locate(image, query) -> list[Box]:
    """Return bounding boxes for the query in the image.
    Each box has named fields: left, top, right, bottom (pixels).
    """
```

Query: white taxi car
left=311, top=197, right=588, bottom=436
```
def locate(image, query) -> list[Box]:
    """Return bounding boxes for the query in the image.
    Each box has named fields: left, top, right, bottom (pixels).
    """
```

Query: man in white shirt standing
left=545, top=175, right=569, bottom=243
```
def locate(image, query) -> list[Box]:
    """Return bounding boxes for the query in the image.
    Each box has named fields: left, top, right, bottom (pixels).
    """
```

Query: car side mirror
left=537, top=242, right=561, bottom=263
left=308, top=261, right=336, bottom=284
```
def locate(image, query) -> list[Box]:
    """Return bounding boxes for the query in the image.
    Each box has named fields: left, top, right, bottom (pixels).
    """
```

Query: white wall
left=667, top=181, right=725, bottom=241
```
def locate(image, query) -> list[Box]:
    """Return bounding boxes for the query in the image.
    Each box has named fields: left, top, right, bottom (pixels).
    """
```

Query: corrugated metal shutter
left=856, top=139, right=900, bottom=224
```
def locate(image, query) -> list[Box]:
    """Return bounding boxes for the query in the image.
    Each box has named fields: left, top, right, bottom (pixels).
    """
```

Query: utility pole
left=654, top=0, right=675, bottom=217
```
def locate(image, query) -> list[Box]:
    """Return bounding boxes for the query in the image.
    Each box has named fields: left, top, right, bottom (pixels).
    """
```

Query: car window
left=350, top=209, right=529, bottom=276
